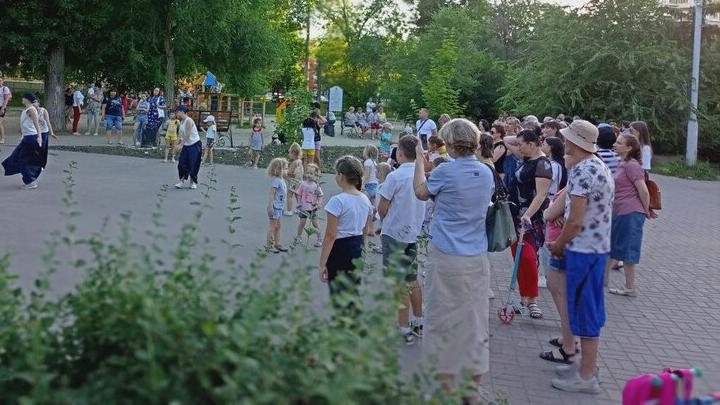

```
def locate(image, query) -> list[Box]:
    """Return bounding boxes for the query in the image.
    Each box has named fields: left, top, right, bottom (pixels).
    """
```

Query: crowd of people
left=256, top=106, right=659, bottom=401
left=2, top=80, right=659, bottom=399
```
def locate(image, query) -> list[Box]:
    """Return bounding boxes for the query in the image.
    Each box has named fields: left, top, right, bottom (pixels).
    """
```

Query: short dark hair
left=428, top=135, right=444, bottom=147
left=597, top=126, right=616, bottom=150
left=478, top=119, right=490, bottom=132
left=398, top=135, right=417, bottom=160
left=491, top=124, right=506, bottom=138
left=517, top=129, right=542, bottom=146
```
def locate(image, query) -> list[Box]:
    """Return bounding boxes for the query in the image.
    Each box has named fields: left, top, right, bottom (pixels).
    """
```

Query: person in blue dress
left=2, top=93, right=44, bottom=189
left=146, top=87, right=166, bottom=146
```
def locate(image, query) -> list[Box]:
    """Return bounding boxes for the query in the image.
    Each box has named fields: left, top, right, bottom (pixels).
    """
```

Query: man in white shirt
left=378, top=134, right=427, bottom=346
left=71, top=86, right=85, bottom=135
left=85, top=83, right=103, bottom=136
left=415, top=108, right=437, bottom=150
left=0, top=77, right=12, bottom=144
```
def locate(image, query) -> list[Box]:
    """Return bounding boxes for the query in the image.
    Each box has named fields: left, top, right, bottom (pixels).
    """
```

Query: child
left=266, top=158, right=289, bottom=253
left=248, top=117, right=264, bottom=168
left=427, top=135, right=448, bottom=162
left=379, top=122, right=395, bottom=161
left=301, top=117, right=316, bottom=167
left=163, top=112, right=180, bottom=162
left=202, top=115, right=216, bottom=165
left=286, top=143, right=304, bottom=216
left=134, top=93, right=149, bottom=147
left=372, top=162, right=393, bottom=253
left=362, top=144, right=380, bottom=207
left=367, top=108, right=379, bottom=140
left=319, top=156, right=374, bottom=306
left=294, top=163, right=324, bottom=247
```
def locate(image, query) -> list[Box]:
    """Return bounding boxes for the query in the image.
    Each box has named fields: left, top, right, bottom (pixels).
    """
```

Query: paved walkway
left=0, top=150, right=718, bottom=403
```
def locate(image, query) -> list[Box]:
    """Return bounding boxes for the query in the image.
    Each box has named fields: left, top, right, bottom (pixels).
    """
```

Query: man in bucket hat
left=547, top=119, right=614, bottom=394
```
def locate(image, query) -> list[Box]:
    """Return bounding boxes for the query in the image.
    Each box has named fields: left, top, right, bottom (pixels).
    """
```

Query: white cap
left=203, top=115, right=215, bottom=123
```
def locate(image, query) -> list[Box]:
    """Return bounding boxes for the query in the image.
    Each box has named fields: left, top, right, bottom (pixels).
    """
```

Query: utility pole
left=686, top=0, right=703, bottom=166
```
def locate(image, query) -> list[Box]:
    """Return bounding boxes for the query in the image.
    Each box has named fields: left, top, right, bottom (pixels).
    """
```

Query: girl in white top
left=1, top=93, right=43, bottom=189
left=630, top=121, right=653, bottom=171
left=320, top=156, right=374, bottom=301
left=174, top=106, right=202, bottom=189
left=32, top=99, right=58, bottom=170
left=362, top=144, right=380, bottom=207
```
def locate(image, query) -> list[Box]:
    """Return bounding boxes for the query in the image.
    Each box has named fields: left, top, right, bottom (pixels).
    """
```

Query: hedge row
left=49, top=144, right=366, bottom=173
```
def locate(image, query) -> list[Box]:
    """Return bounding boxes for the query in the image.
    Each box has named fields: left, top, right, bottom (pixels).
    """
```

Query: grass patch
left=654, top=158, right=720, bottom=181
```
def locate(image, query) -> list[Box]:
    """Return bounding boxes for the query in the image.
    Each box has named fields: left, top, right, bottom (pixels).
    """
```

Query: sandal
left=527, top=303, right=543, bottom=319
left=274, top=245, right=289, bottom=253
left=540, top=347, right=576, bottom=364
left=612, top=262, right=624, bottom=271
left=549, top=337, right=581, bottom=353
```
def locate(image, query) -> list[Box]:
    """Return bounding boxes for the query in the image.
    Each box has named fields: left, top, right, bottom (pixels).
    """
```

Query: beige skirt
left=422, top=243, right=490, bottom=376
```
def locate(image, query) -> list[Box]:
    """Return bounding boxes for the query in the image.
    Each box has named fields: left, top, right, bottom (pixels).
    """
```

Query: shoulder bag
left=645, top=171, right=662, bottom=210
left=484, top=163, right=517, bottom=252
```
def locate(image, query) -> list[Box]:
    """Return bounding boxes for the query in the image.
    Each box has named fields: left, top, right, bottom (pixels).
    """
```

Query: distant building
left=662, top=0, right=720, bottom=26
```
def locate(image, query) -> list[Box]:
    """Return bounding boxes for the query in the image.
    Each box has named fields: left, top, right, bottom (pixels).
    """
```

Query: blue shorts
left=565, top=250, right=608, bottom=338
left=540, top=245, right=566, bottom=272
left=268, top=208, right=283, bottom=220
left=105, top=115, right=123, bottom=131
left=610, top=212, right=645, bottom=264
left=365, top=182, right=378, bottom=199
left=206, top=138, right=215, bottom=149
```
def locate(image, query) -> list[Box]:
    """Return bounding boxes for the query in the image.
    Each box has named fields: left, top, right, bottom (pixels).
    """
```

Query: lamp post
left=686, top=0, right=703, bottom=166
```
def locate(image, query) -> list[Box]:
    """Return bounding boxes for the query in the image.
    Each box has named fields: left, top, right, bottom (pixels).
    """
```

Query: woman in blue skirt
left=2, top=93, right=43, bottom=189
left=174, top=105, right=202, bottom=190
left=33, top=97, right=58, bottom=169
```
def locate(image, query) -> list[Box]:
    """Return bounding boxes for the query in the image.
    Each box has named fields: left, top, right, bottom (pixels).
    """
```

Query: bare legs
left=398, top=280, right=422, bottom=330
left=164, top=139, right=177, bottom=162
left=547, top=270, right=576, bottom=357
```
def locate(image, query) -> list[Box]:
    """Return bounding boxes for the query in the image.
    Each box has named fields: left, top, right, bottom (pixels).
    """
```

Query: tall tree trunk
left=305, top=3, right=311, bottom=90
left=44, top=45, right=65, bottom=131
left=164, top=14, right=176, bottom=106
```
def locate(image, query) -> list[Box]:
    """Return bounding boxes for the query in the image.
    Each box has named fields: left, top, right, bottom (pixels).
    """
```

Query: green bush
left=654, top=158, right=720, bottom=181
left=0, top=162, right=484, bottom=403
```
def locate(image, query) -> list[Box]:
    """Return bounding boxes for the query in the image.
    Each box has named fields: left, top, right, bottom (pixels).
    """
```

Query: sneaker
left=84, top=131, right=91, bottom=135
left=72, top=132, right=80, bottom=136
left=275, top=245, right=288, bottom=252
left=608, top=287, right=637, bottom=297
left=171, top=159, right=176, bottom=163
left=162, top=159, right=168, bottom=163
left=551, top=374, right=601, bottom=394
left=93, top=132, right=99, bottom=136
left=313, top=239, right=323, bottom=248
left=488, top=289, right=495, bottom=299
left=190, top=183, right=198, bottom=190
left=555, top=363, right=599, bottom=380
left=174, top=181, right=187, bottom=189
left=403, top=331, right=416, bottom=346
left=265, top=245, right=280, bottom=254
left=284, top=210, right=294, bottom=216
left=21, top=181, right=39, bottom=190
left=412, top=324, right=424, bottom=338
left=538, top=275, right=548, bottom=288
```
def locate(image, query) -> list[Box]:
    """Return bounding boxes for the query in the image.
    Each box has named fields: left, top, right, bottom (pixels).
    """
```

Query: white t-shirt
left=366, top=101, right=376, bottom=114
left=641, top=145, right=652, bottom=171
left=324, top=192, right=373, bottom=239
left=73, top=90, right=84, bottom=107
left=179, top=116, right=200, bottom=145
left=37, top=107, right=49, bottom=133
left=549, top=160, right=563, bottom=197
left=380, top=163, right=427, bottom=243
left=415, top=119, right=437, bottom=139
left=364, top=158, right=378, bottom=185
left=301, top=127, right=315, bottom=150
left=564, top=157, right=614, bottom=254
left=0, top=86, right=11, bottom=106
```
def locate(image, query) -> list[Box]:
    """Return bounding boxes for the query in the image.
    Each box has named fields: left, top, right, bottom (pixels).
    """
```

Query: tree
left=499, top=0, right=690, bottom=152
left=1, top=0, right=109, bottom=129
left=421, top=34, right=462, bottom=119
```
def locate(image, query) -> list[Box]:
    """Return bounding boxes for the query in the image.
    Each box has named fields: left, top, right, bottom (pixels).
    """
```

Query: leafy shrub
left=654, top=158, right=720, bottom=181
left=0, top=162, right=482, bottom=403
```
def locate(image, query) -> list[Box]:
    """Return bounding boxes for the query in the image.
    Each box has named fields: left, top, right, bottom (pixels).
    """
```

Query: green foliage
left=654, top=158, right=720, bottom=181
left=274, top=88, right=314, bottom=145
left=499, top=0, right=690, bottom=153
left=421, top=33, right=463, bottom=119
left=0, top=162, right=475, bottom=403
